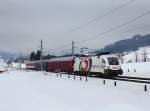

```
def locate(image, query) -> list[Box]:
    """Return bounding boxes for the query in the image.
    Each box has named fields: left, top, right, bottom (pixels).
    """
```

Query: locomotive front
left=101, top=55, right=123, bottom=76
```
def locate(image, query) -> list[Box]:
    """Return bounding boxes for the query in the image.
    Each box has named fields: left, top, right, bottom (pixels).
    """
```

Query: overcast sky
left=0, top=0, right=150, bottom=55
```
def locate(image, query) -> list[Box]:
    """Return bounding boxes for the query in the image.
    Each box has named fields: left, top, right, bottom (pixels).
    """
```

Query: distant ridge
left=0, top=51, right=17, bottom=60
left=102, top=34, right=150, bottom=53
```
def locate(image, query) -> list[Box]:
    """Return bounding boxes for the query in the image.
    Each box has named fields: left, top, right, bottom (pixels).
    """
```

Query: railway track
left=116, top=76, right=150, bottom=80
left=104, top=76, right=150, bottom=84
left=52, top=72, right=150, bottom=84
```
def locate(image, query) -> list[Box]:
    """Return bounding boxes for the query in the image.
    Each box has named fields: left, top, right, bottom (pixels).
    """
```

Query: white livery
left=74, top=54, right=123, bottom=77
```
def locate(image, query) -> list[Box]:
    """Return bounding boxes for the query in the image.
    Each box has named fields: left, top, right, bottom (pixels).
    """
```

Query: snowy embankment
left=121, top=62, right=150, bottom=78
left=0, top=62, right=6, bottom=72
left=0, top=70, right=150, bottom=111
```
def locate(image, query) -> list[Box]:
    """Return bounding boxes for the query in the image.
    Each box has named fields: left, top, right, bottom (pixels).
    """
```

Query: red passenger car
left=47, top=56, right=76, bottom=73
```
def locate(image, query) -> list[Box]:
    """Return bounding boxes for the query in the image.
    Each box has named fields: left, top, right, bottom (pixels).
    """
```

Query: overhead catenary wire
left=46, top=0, right=135, bottom=52
left=89, top=25, right=150, bottom=49
left=66, top=0, right=135, bottom=33
left=47, top=11, right=150, bottom=55
left=45, top=2, right=150, bottom=55
left=122, top=24, right=150, bottom=33
left=76, top=11, right=150, bottom=44
left=82, top=23, right=150, bottom=48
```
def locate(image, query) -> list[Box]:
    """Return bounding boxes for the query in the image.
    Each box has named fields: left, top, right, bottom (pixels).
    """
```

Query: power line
left=47, top=11, right=150, bottom=55
left=66, top=0, right=135, bottom=33
left=76, top=11, right=150, bottom=44
left=47, top=25, right=150, bottom=56
left=46, top=0, right=135, bottom=52
left=45, top=2, right=150, bottom=55
left=86, top=25, right=150, bottom=50
left=49, top=11, right=150, bottom=55
left=122, top=24, right=150, bottom=33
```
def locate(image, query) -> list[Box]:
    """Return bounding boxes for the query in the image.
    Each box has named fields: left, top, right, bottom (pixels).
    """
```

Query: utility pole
left=72, top=41, right=74, bottom=56
left=40, top=40, right=43, bottom=71
left=135, top=51, right=138, bottom=63
left=143, top=48, right=147, bottom=62
left=19, top=49, right=22, bottom=70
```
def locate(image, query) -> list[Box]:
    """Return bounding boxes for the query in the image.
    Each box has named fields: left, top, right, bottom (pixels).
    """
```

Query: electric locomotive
left=74, top=54, right=123, bottom=77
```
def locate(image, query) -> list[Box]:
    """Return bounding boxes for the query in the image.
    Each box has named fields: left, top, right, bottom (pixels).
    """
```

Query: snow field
left=0, top=70, right=150, bottom=111
left=121, top=62, right=150, bottom=78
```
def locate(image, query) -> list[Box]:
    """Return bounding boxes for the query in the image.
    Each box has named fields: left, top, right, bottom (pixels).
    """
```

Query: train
left=26, top=54, right=123, bottom=77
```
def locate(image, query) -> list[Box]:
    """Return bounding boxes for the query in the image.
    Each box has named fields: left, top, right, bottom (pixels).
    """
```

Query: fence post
left=134, top=69, right=136, bottom=72
left=86, top=76, right=87, bottom=82
left=144, top=85, right=147, bottom=92
left=103, top=80, right=105, bottom=85
left=74, top=75, right=76, bottom=79
left=114, top=81, right=117, bottom=86
left=80, top=76, right=82, bottom=81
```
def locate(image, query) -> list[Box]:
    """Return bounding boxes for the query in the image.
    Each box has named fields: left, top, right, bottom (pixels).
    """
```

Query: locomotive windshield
left=107, top=57, right=119, bottom=65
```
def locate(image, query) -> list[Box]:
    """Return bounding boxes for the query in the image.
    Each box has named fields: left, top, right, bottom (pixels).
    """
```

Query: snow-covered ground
left=0, top=70, right=150, bottom=111
left=0, top=58, right=6, bottom=72
left=11, top=62, right=26, bottom=69
left=121, top=62, right=150, bottom=78
left=120, top=46, right=150, bottom=77
left=122, top=46, right=150, bottom=63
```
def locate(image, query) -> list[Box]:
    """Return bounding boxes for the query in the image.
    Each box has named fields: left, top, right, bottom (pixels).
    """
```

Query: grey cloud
left=0, top=0, right=150, bottom=55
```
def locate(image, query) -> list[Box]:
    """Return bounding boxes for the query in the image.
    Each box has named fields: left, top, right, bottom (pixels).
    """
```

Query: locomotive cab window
left=107, top=57, right=119, bottom=65
left=102, top=59, right=106, bottom=64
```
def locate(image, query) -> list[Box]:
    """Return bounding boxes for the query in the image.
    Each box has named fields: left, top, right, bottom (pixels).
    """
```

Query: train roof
left=26, top=60, right=48, bottom=64
left=95, top=52, right=111, bottom=56
left=26, top=52, right=116, bottom=63
left=48, top=56, right=76, bottom=62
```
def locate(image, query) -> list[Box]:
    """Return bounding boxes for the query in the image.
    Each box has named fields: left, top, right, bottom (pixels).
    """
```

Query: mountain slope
left=103, top=34, right=150, bottom=53
left=0, top=52, right=17, bottom=60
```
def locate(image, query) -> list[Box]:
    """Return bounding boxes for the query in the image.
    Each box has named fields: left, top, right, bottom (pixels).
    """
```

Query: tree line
left=30, top=50, right=56, bottom=61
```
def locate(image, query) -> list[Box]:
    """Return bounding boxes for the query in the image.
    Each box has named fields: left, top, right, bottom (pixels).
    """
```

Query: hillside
left=0, top=52, right=17, bottom=60
left=103, top=34, right=150, bottom=53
